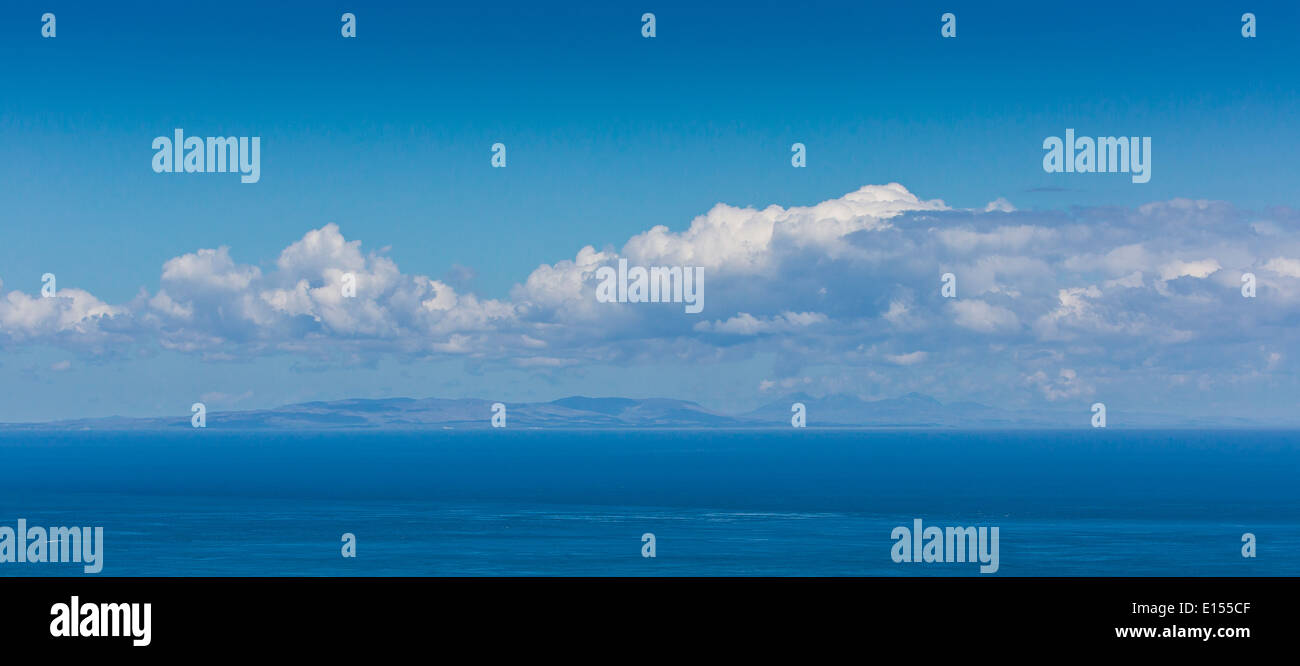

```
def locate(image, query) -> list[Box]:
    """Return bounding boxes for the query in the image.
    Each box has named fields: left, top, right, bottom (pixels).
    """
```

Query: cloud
left=0, top=287, right=125, bottom=350
left=138, top=223, right=519, bottom=355
left=1263, top=257, right=1300, bottom=278
left=759, top=376, right=814, bottom=392
left=161, top=246, right=260, bottom=293
left=950, top=300, right=1020, bottom=333
left=1158, top=258, right=1221, bottom=281
left=984, top=197, right=1016, bottom=213
left=694, top=311, right=828, bottom=336
left=1024, top=368, right=1094, bottom=401
left=2, top=184, right=1299, bottom=408
left=883, top=351, right=928, bottom=366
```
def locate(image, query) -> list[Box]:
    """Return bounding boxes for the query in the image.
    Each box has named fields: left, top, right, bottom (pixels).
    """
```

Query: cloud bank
left=3, top=183, right=1299, bottom=404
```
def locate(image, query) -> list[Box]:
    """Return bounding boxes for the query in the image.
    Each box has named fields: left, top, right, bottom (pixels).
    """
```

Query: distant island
left=0, top=393, right=1273, bottom=430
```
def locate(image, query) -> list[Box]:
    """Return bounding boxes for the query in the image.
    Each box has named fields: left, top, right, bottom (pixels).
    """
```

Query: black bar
left=0, top=577, right=1290, bottom=653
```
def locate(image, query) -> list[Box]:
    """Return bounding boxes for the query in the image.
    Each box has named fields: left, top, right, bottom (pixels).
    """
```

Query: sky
left=1, top=0, right=1299, bottom=422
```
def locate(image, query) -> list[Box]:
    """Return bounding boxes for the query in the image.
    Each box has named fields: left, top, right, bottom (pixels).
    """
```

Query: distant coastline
left=1, top=393, right=1286, bottom=431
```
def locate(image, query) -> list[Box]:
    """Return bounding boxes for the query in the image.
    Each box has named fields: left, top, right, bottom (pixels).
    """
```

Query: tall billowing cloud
left=2, top=184, right=1298, bottom=404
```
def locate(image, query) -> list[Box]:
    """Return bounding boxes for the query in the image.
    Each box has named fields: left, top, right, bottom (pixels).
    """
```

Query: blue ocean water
left=0, top=430, right=1295, bottom=576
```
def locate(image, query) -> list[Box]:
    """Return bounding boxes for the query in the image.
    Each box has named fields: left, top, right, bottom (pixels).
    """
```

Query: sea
left=0, top=429, right=1295, bottom=576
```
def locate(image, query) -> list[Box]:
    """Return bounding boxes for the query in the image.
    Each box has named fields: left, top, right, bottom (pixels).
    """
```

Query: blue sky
left=2, top=1, right=1299, bottom=422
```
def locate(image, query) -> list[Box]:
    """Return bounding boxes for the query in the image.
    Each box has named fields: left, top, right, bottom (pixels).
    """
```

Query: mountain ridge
left=0, top=392, right=1271, bottom=430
